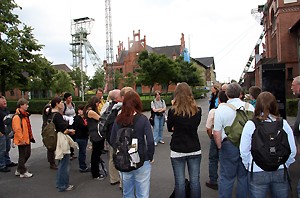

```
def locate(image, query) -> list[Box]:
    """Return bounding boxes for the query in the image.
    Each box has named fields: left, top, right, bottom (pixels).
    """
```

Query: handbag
left=149, top=111, right=154, bottom=126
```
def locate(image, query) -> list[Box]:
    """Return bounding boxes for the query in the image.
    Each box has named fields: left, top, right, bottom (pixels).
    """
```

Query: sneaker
left=20, top=172, right=33, bottom=178
left=50, top=163, right=58, bottom=170
left=15, top=170, right=20, bottom=176
left=154, top=142, right=158, bottom=146
left=205, top=181, right=218, bottom=190
left=65, top=185, right=74, bottom=191
left=0, top=167, right=10, bottom=172
left=70, top=156, right=77, bottom=160
left=94, top=174, right=105, bottom=181
left=7, top=162, right=18, bottom=167
left=159, top=140, right=165, bottom=144
left=79, top=167, right=90, bottom=173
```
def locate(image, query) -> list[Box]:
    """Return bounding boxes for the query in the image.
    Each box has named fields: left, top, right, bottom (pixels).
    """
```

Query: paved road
left=0, top=97, right=299, bottom=198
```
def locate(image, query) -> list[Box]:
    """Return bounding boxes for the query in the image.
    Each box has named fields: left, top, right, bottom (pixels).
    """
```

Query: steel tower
left=105, top=0, right=114, bottom=64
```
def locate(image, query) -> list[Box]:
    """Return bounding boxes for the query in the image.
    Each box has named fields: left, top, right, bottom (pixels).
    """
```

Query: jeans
left=0, top=135, right=6, bottom=169
left=208, top=138, right=219, bottom=184
left=249, top=169, right=289, bottom=198
left=219, top=140, right=248, bottom=198
left=76, top=138, right=88, bottom=170
left=17, top=144, right=31, bottom=174
left=56, top=154, right=70, bottom=191
left=122, top=160, right=151, bottom=198
left=153, top=115, right=164, bottom=143
left=171, top=154, right=201, bottom=198
left=91, top=140, right=104, bottom=178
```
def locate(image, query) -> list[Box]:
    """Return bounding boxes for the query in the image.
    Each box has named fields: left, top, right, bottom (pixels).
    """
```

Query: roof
left=194, top=57, right=215, bottom=69
left=152, top=45, right=181, bottom=59
left=191, top=57, right=208, bottom=69
left=52, top=64, right=72, bottom=73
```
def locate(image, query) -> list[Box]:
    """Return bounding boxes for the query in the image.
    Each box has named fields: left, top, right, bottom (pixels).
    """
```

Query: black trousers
left=91, top=139, right=104, bottom=178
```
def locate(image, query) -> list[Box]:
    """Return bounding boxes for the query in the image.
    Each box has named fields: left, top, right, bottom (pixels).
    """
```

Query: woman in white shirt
left=240, top=91, right=296, bottom=198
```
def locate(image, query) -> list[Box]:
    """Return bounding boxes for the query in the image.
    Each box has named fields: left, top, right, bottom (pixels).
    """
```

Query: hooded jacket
left=12, top=108, right=33, bottom=145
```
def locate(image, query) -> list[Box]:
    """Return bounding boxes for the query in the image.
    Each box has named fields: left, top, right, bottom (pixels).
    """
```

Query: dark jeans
left=91, top=139, right=104, bottom=178
left=208, top=138, right=219, bottom=184
left=47, top=149, right=55, bottom=164
left=56, top=154, right=70, bottom=191
left=17, top=144, right=31, bottom=174
left=76, top=138, right=88, bottom=170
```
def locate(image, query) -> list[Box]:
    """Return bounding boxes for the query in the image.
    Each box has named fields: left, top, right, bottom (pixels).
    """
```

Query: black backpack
left=113, top=114, right=144, bottom=172
left=251, top=118, right=291, bottom=171
left=98, top=102, right=120, bottom=144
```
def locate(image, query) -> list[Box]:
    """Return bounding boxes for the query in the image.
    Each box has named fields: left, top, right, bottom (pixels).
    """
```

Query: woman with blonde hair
left=167, top=82, right=202, bottom=198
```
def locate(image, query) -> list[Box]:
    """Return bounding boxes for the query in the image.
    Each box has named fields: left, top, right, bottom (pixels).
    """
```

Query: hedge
left=6, top=89, right=209, bottom=114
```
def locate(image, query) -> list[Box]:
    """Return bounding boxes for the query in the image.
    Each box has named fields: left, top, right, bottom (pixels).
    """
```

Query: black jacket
left=167, top=107, right=202, bottom=153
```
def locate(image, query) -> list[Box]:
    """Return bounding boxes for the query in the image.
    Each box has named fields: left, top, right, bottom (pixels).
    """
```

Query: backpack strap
left=224, top=103, right=236, bottom=111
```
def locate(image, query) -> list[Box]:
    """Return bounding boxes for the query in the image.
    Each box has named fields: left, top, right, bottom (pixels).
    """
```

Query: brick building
left=105, top=30, right=216, bottom=93
left=254, top=0, right=300, bottom=98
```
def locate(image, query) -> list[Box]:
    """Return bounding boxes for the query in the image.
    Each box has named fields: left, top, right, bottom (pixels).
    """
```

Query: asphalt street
left=0, top=96, right=299, bottom=198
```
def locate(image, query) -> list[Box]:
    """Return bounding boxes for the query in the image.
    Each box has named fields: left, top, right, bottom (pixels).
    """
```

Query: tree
left=0, top=0, right=49, bottom=96
left=122, top=72, right=135, bottom=88
left=89, top=68, right=105, bottom=90
left=137, top=50, right=176, bottom=93
left=175, top=57, right=203, bottom=86
left=51, top=71, right=73, bottom=96
left=114, top=70, right=122, bottom=89
left=69, top=67, right=89, bottom=92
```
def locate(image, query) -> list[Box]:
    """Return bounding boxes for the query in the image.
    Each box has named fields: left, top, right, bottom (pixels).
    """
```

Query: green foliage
left=114, top=69, right=122, bottom=89
left=286, top=99, right=298, bottom=117
left=0, top=0, right=51, bottom=96
left=175, top=57, right=202, bottom=86
left=69, top=67, right=89, bottom=90
left=123, top=72, right=135, bottom=88
left=89, top=68, right=105, bottom=90
left=51, top=71, right=73, bottom=95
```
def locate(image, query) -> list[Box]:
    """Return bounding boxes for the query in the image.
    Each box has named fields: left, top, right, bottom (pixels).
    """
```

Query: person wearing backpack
left=50, top=97, right=75, bottom=192
left=0, top=96, right=17, bottom=173
left=12, top=98, right=35, bottom=178
left=110, top=90, right=155, bottom=198
left=213, top=82, right=255, bottom=198
left=167, top=82, right=202, bottom=198
left=240, top=91, right=296, bottom=197
left=151, top=91, right=166, bottom=146
left=42, top=102, right=57, bottom=170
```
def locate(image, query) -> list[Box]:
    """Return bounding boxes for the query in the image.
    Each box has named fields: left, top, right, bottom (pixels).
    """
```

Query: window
left=284, top=0, right=297, bottom=4
left=287, top=68, right=293, bottom=80
left=271, top=9, right=276, bottom=32
left=10, top=90, right=14, bottom=96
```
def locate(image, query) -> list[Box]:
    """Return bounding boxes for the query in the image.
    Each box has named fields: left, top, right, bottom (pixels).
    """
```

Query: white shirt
left=240, top=116, right=296, bottom=172
left=213, top=98, right=255, bottom=141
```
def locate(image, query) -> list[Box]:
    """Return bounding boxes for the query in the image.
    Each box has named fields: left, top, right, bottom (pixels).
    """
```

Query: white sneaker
left=15, top=170, right=20, bottom=176
left=20, top=172, right=33, bottom=178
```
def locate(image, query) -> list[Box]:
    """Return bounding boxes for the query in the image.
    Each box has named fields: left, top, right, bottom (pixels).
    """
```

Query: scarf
left=18, top=108, right=33, bottom=136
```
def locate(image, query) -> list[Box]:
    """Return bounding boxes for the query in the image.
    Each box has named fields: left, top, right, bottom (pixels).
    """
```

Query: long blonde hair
left=172, top=82, right=199, bottom=117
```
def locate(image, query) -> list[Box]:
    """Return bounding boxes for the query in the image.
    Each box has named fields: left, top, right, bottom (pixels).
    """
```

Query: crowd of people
left=1, top=79, right=300, bottom=197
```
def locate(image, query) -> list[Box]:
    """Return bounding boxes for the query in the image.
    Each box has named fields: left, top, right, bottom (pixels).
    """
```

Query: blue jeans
left=208, top=138, right=219, bottom=184
left=56, top=154, right=70, bottom=192
left=76, top=138, right=88, bottom=170
left=153, top=115, right=164, bottom=143
left=0, top=135, right=11, bottom=169
left=249, top=169, right=289, bottom=198
left=122, top=160, right=151, bottom=198
left=171, top=154, right=201, bottom=198
left=219, top=140, right=248, bottom=198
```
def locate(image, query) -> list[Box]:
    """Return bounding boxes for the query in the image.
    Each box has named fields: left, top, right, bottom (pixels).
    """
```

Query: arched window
left=271, top=9, right=276, bottom=32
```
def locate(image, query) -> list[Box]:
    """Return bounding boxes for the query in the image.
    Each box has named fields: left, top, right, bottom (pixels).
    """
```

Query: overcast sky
left=15, top=0, right=265, bottom=83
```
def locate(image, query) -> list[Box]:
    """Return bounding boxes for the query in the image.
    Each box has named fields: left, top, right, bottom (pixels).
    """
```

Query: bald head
left=110, top=89, right=121, bottom=102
